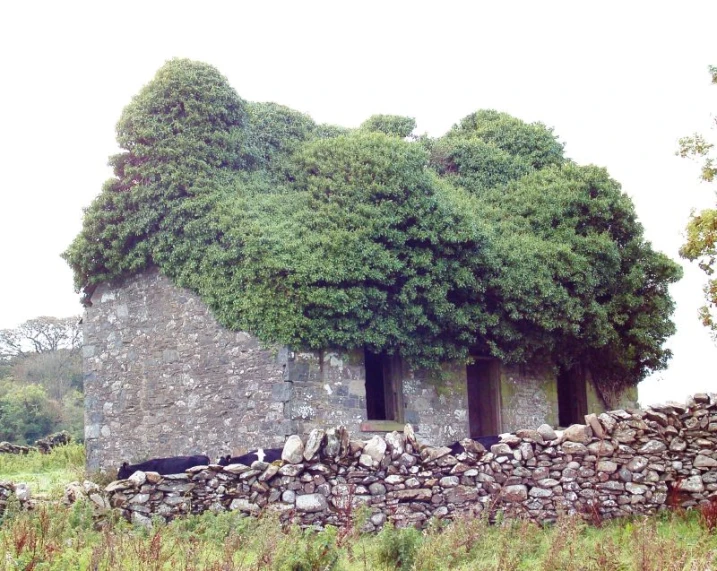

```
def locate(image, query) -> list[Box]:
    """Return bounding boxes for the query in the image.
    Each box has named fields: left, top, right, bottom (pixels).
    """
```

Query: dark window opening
left=364, top=350, right=403, bottom=421
left=365, top=350, right=387, bottom=420
left=557, top=365, right=587, bottom=427
left=467, top=358, right=501, bottom=438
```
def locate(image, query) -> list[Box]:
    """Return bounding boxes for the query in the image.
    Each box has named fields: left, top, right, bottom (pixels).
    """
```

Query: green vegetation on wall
left=63, top=58, right=682, bottom=392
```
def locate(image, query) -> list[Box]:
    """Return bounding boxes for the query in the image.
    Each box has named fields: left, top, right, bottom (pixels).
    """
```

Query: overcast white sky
left=0, top=1, right=715, bottom=406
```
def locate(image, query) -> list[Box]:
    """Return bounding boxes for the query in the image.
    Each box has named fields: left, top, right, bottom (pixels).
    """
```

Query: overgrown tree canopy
left=678, top=65, right=717, bottom=336
left=64, top=58, right=682, bottom=391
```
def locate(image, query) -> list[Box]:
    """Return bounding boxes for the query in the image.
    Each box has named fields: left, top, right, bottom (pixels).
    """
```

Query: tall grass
left=1, top=447, right=717, bottom=569
left=0, top=443, right=85, bottom=497
left=0, top=443, right=85, bottom=474
left=1, top=505, right=717, bottom=570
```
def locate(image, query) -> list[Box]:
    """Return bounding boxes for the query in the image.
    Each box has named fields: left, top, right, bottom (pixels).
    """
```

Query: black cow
left=117, top=454, right=210, bottom=480
left=218, top=447, right=283, bottom=466
left=448, top=435, right=501, bottom=456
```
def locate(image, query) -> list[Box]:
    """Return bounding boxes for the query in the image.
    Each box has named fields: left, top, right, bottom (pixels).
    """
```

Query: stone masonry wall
left=84, top=269, right=473, bottom=473
left=284, top=350, right=372, bottom=437
left=102, top=394, right=717, bottom=529
left=499, top=365, right=558, bottom=433
left=83, top=269, right=289, bottom=472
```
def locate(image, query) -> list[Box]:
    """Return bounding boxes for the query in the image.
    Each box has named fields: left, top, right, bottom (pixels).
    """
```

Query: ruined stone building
left=83, top=268, right=637, bottom=473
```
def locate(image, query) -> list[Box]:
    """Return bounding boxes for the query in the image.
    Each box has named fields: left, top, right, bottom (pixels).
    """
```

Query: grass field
left=0, top=443, right=85, bottom=498
left=1, top=447, right=716, bottom=570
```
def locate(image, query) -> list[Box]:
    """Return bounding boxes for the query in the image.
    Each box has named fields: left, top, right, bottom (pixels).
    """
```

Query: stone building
left=82, top=267, right=636, bottom=473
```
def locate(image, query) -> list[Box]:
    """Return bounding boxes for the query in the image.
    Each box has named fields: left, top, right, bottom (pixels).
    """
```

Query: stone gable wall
left=83, top=269, right=289, bottom=472
left=103, top=394, right=717, bottom=528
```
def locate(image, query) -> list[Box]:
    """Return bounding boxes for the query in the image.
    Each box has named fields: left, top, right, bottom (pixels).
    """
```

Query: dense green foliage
left=243, top=101, right=318, bottom=173
left=0, top=381, right=82, bottom=445
left=0, top=317, right=84, bottom=444
left=227, top=133, right=493, bottom=368
left=360, top=114, right=417, bottom=138
left=0, top=382, right=59, bottom=444
left=473, top=164, right=681, bottom=386
left=63, top=59, right=249, bottom=290
left=446, top=109, right=566, bottom=170
left=64, top=58, right=681, bottom=390
left=430, top=136, right=532, bottom=193
left=679, top=65, right=717, bottom=336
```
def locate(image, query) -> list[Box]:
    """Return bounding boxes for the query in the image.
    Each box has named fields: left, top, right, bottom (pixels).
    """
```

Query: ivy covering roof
left=64, top=59, right=682, bottom=391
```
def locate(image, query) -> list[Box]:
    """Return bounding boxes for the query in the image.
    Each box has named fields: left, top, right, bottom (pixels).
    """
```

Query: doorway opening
left=557, top=365, right=587, bottom=426
left=364, top=350, right=403, bottom=422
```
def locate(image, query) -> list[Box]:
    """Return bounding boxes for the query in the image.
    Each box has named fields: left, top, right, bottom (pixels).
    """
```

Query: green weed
left=374, top=523, right=422, bottom=571
left=0, top=443, right=84, bottom=475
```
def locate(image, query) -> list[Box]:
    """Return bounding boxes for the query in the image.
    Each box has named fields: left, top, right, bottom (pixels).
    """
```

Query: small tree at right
left=679, top=65, right=717, bottom=336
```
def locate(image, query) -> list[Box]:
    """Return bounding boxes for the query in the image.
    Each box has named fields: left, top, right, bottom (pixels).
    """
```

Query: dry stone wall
left=0, top=433, right=72, bottom=456
left=0, top=443, right=34, bottom=455
left=101, top=394, right=717, bottom=528
left=0, top=482, right=32, bottom=515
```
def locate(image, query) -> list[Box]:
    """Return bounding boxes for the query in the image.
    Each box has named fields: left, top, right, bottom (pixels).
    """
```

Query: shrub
left=375, top=523, right=422, bottom=571
left=0, top=382, right=62, bottom=444
left=698, top=497, right=717, bottom=533
left=272, top=525, right=342, bottom=571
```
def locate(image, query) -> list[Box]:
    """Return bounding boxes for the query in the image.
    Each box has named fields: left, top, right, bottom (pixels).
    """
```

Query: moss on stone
left=422, top=363, right=467, bottom=398
left=344, top=349, right=365, bottom=367
left=542, top=376, right=559, bottom=428
left=586, top=376, right=603, bottom=416
left=499, top=368, right=558, bottom=429
left=616, top=385, right=639, bottom=409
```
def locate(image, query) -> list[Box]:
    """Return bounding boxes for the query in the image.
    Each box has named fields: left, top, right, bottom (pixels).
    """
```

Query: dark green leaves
left=360, top=115, right=417, bottom=139
left=233, top=133, right=492, bottom=367
left=63, top=59, right=248, bottom=290
left=448, top=109, right=565, bottom=170
left=64, top=60, right=681, bottom=386
left=474, top=164, right=682, bottom=384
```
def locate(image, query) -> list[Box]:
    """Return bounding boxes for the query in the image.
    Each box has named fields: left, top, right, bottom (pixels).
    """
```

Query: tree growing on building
left=63, top=59, right=682, bottom=396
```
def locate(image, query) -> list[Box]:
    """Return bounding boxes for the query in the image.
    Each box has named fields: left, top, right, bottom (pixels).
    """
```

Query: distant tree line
left=0, top=316, right=83, bottom=444
left=63, top=59, right=682, bottom=397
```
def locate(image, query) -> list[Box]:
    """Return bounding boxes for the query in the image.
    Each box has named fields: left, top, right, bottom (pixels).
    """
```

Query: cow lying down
left=117, top=454, right=211, bottom=480
left=448, top=435, right=501, bottom=456
left=218, top=447, right=283, bottom=466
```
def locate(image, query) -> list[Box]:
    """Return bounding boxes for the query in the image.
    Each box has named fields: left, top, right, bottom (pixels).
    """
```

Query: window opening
left=466, top=358, right=501, bottom=437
